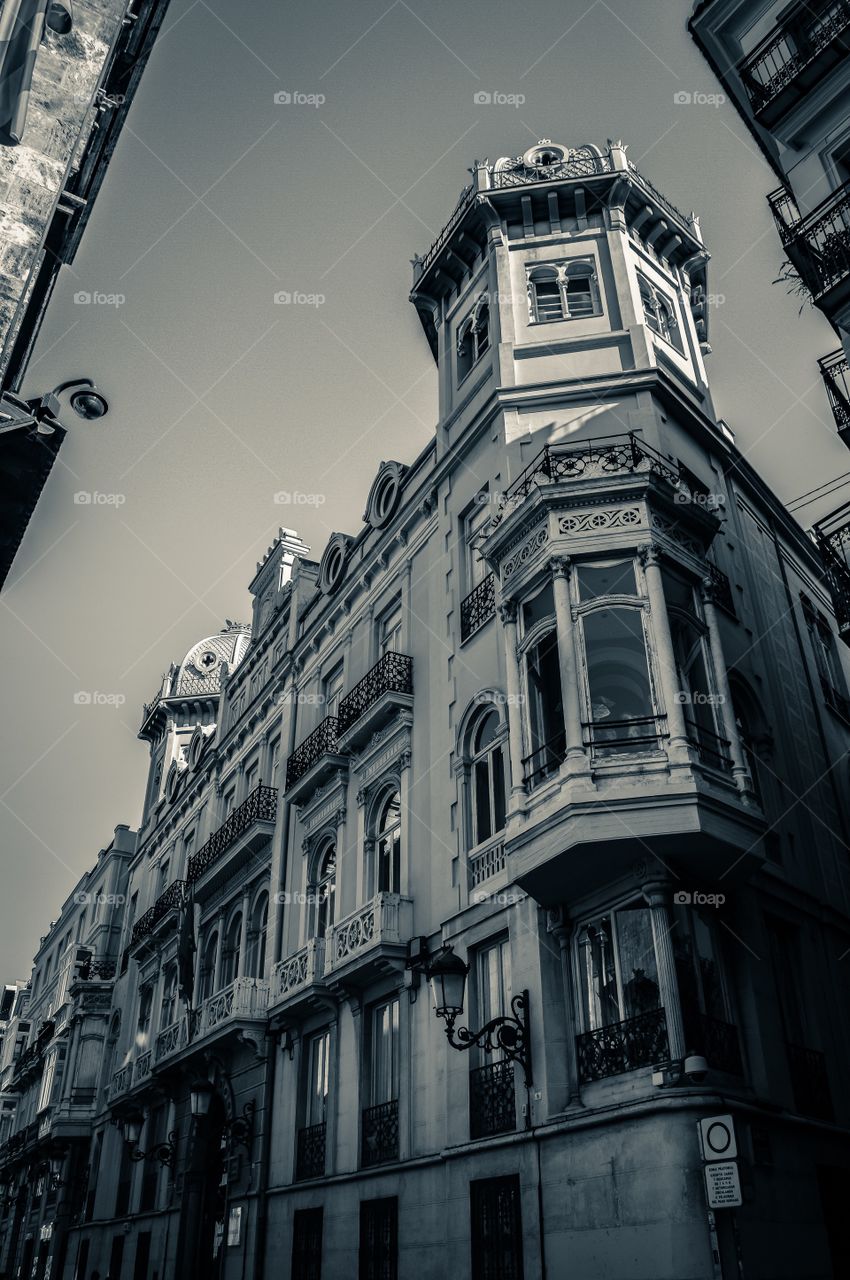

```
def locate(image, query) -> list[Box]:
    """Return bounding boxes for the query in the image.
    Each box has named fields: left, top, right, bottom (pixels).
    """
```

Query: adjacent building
left=0, top=0, right=172, bottom=588
left=2, top=136, right=850, bottom=1280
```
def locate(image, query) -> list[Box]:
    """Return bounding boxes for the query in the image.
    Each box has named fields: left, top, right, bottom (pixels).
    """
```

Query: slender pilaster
left=550, top=557, right=588, bottom=774
left=700, top=578, right=753, bottom=798
left=498, top=600, right=527, bottom=811
left=237, top=889, right=250, bottom=979
left=639, top=544, right=691, bottom=761
left=642, top=879, right=685, bottom=1061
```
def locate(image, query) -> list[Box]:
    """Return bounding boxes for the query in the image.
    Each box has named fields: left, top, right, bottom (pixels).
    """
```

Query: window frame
left=637, top=272, right=685, bottom=353
left=573, top=897, right=662, bottom=1035
left=465, top=704, right=508, bottom=850
left=456, top=294, right=491, bottom=385
left=527, top=258, right=603, bottom=325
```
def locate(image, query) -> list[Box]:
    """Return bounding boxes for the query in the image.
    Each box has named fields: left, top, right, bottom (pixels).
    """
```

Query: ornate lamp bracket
left=442, top=990, right=533, bottom=1088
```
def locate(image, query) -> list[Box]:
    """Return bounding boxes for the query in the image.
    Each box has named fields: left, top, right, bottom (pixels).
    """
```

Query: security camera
left=684, top=1054, right=709, bottom=1084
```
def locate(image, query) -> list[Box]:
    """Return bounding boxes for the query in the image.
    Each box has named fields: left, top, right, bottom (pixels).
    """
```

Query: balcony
left=770, top=181, right=850, bottom=314
left=705, top=560, right=736, bottom=617
left=155, top=1017, right=187, bottom=1064
left=109, top=1062, right=133, bottom=1100
left=336, top=652, right=414, bottom=751
left=130, top=879, right=187, bottom=950
left=469, top=1060, right=517, bottom=1139
left=295, top=1121, right=326, bottom=1180
left=271, top=938, right=327, bottom=1018
left=468, top=836, right=507, bottom=891
left=361, top=1099, right=399, bottom=1167
left=576, top=1008, right=669, bottom=1084
left=682, top=1009, right=743, bottom=1076
left=813, top=511, right=850, bottom=643
left=285, top=715, right=348, bottom=803
left=737, top=0, right=850, bottom=125
left=819, top=349, right=850, bottom=449
left=191, top=977, right=269, bottom=1042
left=325, top=893, right=412, bottom=987
left=786, top=1042, right=833, bottom=1119
left=74, top=957, right=117, bottom=982
left=460, top=573, right=496, bottom=643
left=187, top=784, right=277, bottom=896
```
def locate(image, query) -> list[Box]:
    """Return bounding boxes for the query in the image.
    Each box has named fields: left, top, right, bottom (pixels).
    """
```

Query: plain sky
left=1, top=0, right=847, bottom=979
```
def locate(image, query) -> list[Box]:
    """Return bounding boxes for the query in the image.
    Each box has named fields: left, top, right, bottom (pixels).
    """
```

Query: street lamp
left=420, top=948, right=533, bottom=1087
left=189, top=1079, right=215, bottom=1118
left=0, top=378, right=109, bottom=437
left=120, top=1110, right=177, bottom=1169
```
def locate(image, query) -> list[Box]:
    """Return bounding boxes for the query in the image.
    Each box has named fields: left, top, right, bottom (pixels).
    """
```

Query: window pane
left=473, top=757, right=492, bottom=845
left=578, top=918, right=619, bottom=1028
left=566, top=274, right=594, bottom=317
left=474, top=709, right=499, bottom=754
left=492, top=747, right=506, bottom=832
left=526, top=630, right=565, bottom=779
left=533, top=279, right=563, bottom=321
left=583, top=608, right=654, bottom=750
left=522, top=582, right=554, bottom=633
left=616, top=905, right=659, bottom=1019
left=577, top=560, right=637, bottom=600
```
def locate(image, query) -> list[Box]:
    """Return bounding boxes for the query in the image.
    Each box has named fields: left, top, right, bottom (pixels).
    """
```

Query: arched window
left=467, top=707, right=506, bottom=847
left=199, top=931, right=219, bottom=1003
left=246, top=892, right=269, bottom=977
left=314, top=842, right=336, bottom=939
left=573, top=558, right=659, bottom=756
left=220, top=913, right=242, bottom=988
left=101, top=1011, right=121, bottom=1097
left=375, top=789, right=401, bottom=894
left=520, top=582, right=566, bottom=786
left=638, top=274, right=683, bottom=353
left=528, top=266, right=563, bottom=322
left=159, top=965, right=178, bottom=1029
left=456, top=297, right=490, bottom=384
left=528, top=260, right=601, bottom=323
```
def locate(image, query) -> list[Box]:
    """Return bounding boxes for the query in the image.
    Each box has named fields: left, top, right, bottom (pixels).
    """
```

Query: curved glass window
left=582, top=607, right=656, bottom=754
left=469, top=708, right=506, bottom=846
left=376, top=790, right=401, bottom=894
left=577, top=902, right=660, bottom=1031
left=315, top=843, right=336, bottom=939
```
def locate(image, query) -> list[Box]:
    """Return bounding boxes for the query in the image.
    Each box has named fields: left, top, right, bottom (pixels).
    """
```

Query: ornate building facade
left=2, top=137, right=850, bottom=1280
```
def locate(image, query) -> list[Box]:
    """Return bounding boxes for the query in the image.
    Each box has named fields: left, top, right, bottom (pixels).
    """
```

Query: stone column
left=237, top=889, right=250, bottom=980
left=212, top=910, right=225, bottom=991
left=498, top=601, right=527, bottom=811
left=639, top=544, right=691, bottom=761
left=549, top=557, right=587, bottom=773
left=642, top=879, right=685, bottom=1062
left=700, top=578, right=753, bottom=797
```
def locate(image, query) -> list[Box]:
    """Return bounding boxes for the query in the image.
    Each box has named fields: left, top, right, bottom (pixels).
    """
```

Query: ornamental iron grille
left=419, top=184, right=475, bottom=275
left=361, top=1100, right=399, bottom=1167
left=493, top=148, right=611, bottom=187
left=292, top=1207, right=323, bottom=1280
left=359, top=1197, right=398, bottom=1280
left=187, top=784, right=277, bottom=883
left=705, top=561, right=736, bottom=617
left=813, top=516, right=850, bottom=639
left=460, top=573, right=497, bottom=642
left=771, top=179, right=850, bottom=299
left=470, top=1175, right=524, bottom=1280
left=75, top=956, right=117, bottom=981
left=338, top=653, right=413, bottom=735
left=130, top=880, right=188, bottom=947
left=682, top=1008, right=743, bottom=1076
left=786, top=1042, right=833, bottom=1119
left=469, top=1060, right=517, bottom=1139
left=736, top=0, right=850, bottom=115
left=576, top=1007, right=669, bottom=1083
left=286, top=716, right=341, bottom=789
left=492, top=433, right=680, bottom=528
left=684, top=719, right=733, bottom=772
left=820, top=349, right=850, bottom=440
left=295, top=1122, right=326, bottom=1181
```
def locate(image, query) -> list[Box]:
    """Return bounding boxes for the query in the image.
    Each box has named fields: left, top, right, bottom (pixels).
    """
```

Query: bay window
left=575, top=557, right=660, bottom=756
left=663, top=566, right=729, bottom=769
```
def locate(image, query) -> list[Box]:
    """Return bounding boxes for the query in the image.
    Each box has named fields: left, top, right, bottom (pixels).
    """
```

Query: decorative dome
left=173, top=622, right=251, bottom=697
left=491, top=140, right=609, bottom=183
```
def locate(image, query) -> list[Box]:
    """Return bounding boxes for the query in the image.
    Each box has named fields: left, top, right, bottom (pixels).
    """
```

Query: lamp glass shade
left=124, top=1115, right=143, bottom=1146
left=48, top=1155, right=64, bottom=1177
left=190, top=1080, right=214, bottom=1117
left=428, top=951, right=467, bottom=1017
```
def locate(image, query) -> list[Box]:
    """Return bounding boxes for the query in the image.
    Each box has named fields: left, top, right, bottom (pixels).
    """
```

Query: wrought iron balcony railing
left=492, top=433, right=681, bottom=529
left=786, top=1041, right=833, bottom=1119
left=460, top=573, right=496, bottom=642
left=75, top=956, right=117, bottom=982
left=361, top=1099, right=399, bottom=1167
left=819, top=349, right=850, bottom=445
left=130, top=879, right=187, bottom=948
left=705, top=560, right=736, bottom=617
left=737, top=0, right=850, bottom=117
left=583, top=715, right=668, bottom=758
left=469, top=1059, right=517, bottom=1139
left=685, top=719, right=733, bottom=773
left=771, top=180, right=850, bottom=301
left=812, top=512, right=850, bottom=640
left=295, top=1121, right=326, bottom=1180
left=682, top=1010, right=743, bottom=1076
left=337, top=652, right=413, bottom=736
left=417, top=182, right=475, bottom=276
left=187, top=784, right=277, bottom=884
left=522, top=730, right=567, bottom=788
left=285, top=715, right=341, bottom=790
left=576, top=1007, right=669, bottom=1083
